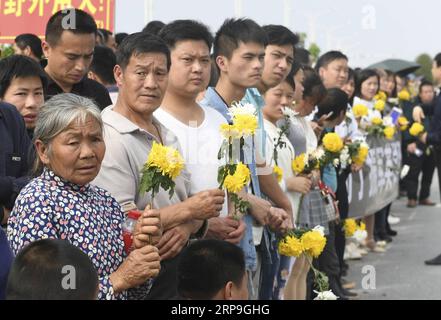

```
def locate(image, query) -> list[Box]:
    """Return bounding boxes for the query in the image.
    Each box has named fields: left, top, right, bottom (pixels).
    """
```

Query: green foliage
left=308, top=43, right=321, bottom=64
left=139, top=166, right=176, bottom=200
left=0, top=44, right=14, bottom=59
left=415, top=53, right=433, bottom=81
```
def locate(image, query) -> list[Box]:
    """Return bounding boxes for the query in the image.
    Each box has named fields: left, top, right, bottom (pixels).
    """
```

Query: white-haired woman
left=7, top=93, right=162, bottom=300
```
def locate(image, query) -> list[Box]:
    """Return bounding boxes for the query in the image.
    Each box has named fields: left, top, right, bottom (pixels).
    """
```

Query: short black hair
left=262, top=25, right=299, bottom=47
left=97, top=28, right=112, bottom=44
left=0, top=55, right=47, bottom=98
left=142, top=20, right=166, bottom=35
left=159, top=20, right=213, bottom=50
left=6, top=239, right=98, bottom=300
left=354, top=69, right=379, bottom=98
left=14, top=33, right=43, bottom=59
left=116, top=32, right=171, bottom=71
left=45, top=9, right=97, bottom=46
left=434, top=53, right=441, bottom=68
left=115, top=32, right=129, bottom=46
left=90, top=46, right=116, bottom=85
left=213, top=18, right=267, bottom=60
left=302, top=66, right=327, bottom=103
left=295, top=47, right=311, bottom=66
left=316, top=88, right=349, bottom=121
left=177, top=239, right=246, bottom=300
left=315, top=51, right=348, bottom=72
left=419, top=79, right=434, bottom=92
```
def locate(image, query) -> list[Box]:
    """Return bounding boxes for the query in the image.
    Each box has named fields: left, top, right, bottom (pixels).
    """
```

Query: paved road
left=346, top=175, right=441, bottom=300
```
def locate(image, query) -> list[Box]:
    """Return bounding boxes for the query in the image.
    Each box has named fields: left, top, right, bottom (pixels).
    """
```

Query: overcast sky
left=114, top=0, right=439, bottom=68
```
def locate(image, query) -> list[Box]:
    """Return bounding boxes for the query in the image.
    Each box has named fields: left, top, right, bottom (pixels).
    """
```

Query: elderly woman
left=7, top=93, right=162, bottom=300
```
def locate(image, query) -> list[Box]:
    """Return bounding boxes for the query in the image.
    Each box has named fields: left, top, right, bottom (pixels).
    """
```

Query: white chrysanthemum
left=229, top=102, right=257, bottom=118
left=353, top=229, right=368, bottom=244
left=282, top=106, right=299, bottom=119
left=360, top=141, right=369, bottom=149
left=383, top=116, right=393, bottom=127
left=339, top=146, right=350, bottom=168
left=388, top=98, right=399, bottom=105
left=314, top=290, right=338, bottom=300
left=312, top=225, right=325, bottom=237
left=333, top=158, right=340, bottom=167
left=311, top=147, right=325, bottom=161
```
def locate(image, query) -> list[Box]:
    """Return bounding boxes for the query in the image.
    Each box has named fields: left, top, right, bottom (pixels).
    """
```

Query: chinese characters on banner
left=0, top=0, right=115, bottom=43
left=348, top=135, right=402, bottom=218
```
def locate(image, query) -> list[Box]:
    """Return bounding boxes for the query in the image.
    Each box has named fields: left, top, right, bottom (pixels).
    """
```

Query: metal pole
left=144, top=0, right=153, bottom=25
left=234, top=0, right=242, bottom=17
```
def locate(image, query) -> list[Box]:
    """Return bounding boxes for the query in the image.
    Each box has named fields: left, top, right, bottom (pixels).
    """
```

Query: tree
left=415, top=53, right=432, bottom=81
left=309, top=43, right=321, bottom=64
left=0, top=44, right=14, bottom=59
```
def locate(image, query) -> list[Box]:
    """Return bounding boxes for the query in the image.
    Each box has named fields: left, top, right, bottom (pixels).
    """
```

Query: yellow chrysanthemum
left=223, top=163, right=250, bottom=194
left=409, top=122, right=425, bottom=137
left=220, top=123, right=239, bottom=139
left=398, top=90, right=411, bottom=101
left=371, top=117, right=383, bottom=126
left=273, top=165, right=283, bottom=183
left=233, top=114, right=258, bottom=136
left=374, top=91, right=387, bottom=101
left=358, top=222, right=366, bottom=231
left=353, top=145, right=369, bottom=166
left=374, top=100, right=386, bottom=112
left=301, top=230, right=327, bottom=258
left=383, top=126, right=395, bottom=140
left=234, top=162, right=251, bottom=185
left=352, top=104, right=369, bottom=118
left=398, top=116, right=409, bottom=131
left=344, top=219, right=358, bottom=237
left=322, top=132, right=344, bottom=153
left=279, top=235, right=304, bottom=257
left=292, top=153, right=306, bottom=174
left=147, top=142, right=184, bottom=179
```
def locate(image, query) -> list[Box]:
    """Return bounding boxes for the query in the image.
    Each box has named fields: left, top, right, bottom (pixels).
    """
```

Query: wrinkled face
left=218, top=41, right=265, bottom=89
left=2, top=76, right=44, bottom=129
left=263, top=81, right=295, bottom=123
left=361, top=76, right=379, bottom=101
left=37, top=116, right=105, bottom=186
left=167, top=40, right=211, bottom=99
left=319, top=59, right=348, bottom=89
left=261, top=44, right=294, bottom=89
left=342, top=77, right=355, bottom=99
left=420, top=85, right=435, bottom=104
left=43, top=31, right=95, bottom=89
left=293, top=68, right=305, bottom=103
left=115, top=52, right=169, bottom=116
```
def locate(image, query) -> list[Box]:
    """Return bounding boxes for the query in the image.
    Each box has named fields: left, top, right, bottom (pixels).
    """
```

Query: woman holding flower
left=262, top=73, right=312, bottom=300
left=7, top=94, right=162, bottom=300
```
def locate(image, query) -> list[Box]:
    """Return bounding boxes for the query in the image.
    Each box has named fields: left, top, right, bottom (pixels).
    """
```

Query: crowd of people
left=1, top=8, right=441, bottom=300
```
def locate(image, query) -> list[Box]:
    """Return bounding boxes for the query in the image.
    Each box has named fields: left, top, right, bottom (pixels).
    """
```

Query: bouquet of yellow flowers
left=292, top=151, right=322, bottom=175
left=383, top=126, right=396, bottom=140
left=398, top=116, right=410, bottom=131
left=279, top=226, right=329, bottom=293
left=398, top=89, right=411, bottom=101
left=346, top=140, right=370, bottom=167
left=343, top=219, right=367, bottom=242
left=218, top=163, right=251, bottom=219
left=140, top=141, right=185, bottom=202
left=409, top=122, right=425, bottom=137
left=218, top=102, right=258, bottom=219
left=374, top=99, right=386, bottom=112
left=374, top=91, right=387, bottom=102
left=352, top=104, right=369, bottom=118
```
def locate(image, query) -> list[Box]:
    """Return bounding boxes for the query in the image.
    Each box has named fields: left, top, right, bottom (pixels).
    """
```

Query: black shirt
left=0, top=102, right=31, bottom=220
left=45, top=74, right=112, bottom=110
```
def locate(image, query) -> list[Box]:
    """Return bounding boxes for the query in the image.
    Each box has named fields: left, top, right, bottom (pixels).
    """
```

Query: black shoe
left=338, top=278, right=358, bottom=297
left=329, top=276, right=350, bottom=300
left=425, top=254, right=441, bottom=265
left=378, top=233, right=393, bottom=243
left=386, top=228, right=398, bottom=236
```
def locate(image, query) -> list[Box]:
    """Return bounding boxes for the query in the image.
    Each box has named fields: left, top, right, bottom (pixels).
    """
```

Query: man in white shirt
left=155, top=20, right=246, bottom=244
